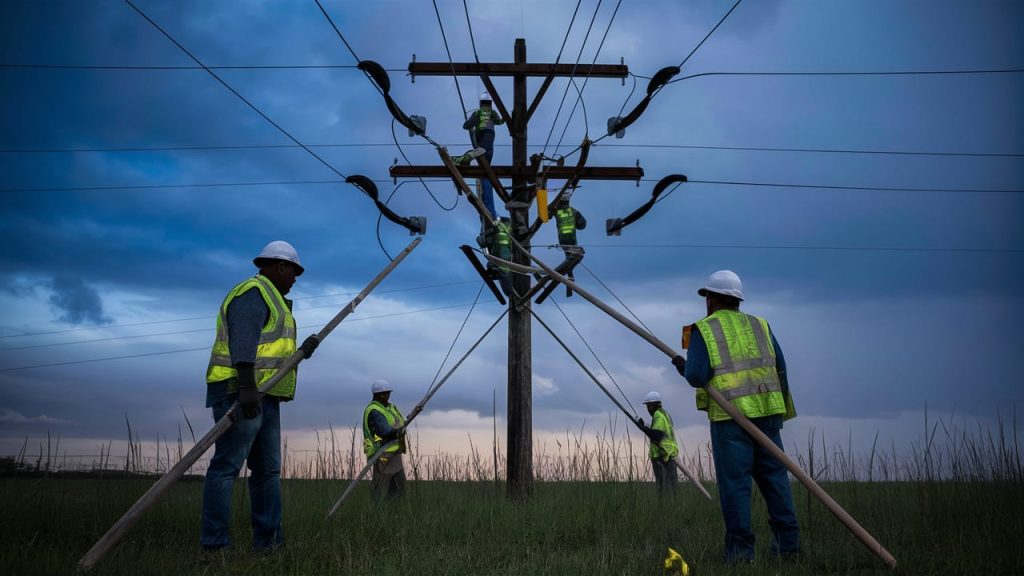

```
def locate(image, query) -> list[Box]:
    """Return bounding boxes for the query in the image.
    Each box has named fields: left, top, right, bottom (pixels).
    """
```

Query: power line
left=462, top=0, right=480, bottom=63
left=554, top=0, right=584, bottom=65
left=678, top=0, right=743, bottom=69
left=572, top=243, right=1024, bottom=254
left=6, top=177, right=1016, bottom=195
left=667, top=68, right=1024, bottom=85
left=0, top=63, right=414, bottom=71
left=0, top=302, right=483, bottom=372
left=5, top=141, right=1019, bottom=158
left=312, top=0, right=362, bottom=62
left=432, top=0, right=469, bottom=119
left=0, top=280, right=478, bottom=340
left=123, top=0, right=351, bottom=184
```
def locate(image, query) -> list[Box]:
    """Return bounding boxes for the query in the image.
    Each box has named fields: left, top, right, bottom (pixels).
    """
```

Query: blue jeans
left=201, top=394, right=283, bottom=551
left=710, top=415, right=801, bottom=562
left=475, top=129, right=496, bottom=217
left=651, top=457, right=678, bottom=497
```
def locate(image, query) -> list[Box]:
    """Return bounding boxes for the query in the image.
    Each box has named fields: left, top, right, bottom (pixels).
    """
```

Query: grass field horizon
left=1, top=411, right=1021, bottom=575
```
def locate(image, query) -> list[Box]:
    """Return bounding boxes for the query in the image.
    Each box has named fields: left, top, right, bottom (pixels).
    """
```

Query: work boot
left=454, top=147, right=486, bottom=166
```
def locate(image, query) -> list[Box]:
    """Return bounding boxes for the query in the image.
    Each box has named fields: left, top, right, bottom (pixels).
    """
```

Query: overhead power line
left=0, top=63, right=410, bottom=71
left=678, top=0, right=743, bottom=69
left=0, top=301, right=484, bottom=372
left=122, top=0, right=351, bottom=184
left=462, top=0, right=480, bottom=63
left=0, top=280, right=479, bottom=340
left=4, top=141, right=1019, bottom=158
left=570, top=244, right=1024, bottom=254
left=5, top=177, right=1017, bottom=195
left=666, top=68, right=1024, bottom=84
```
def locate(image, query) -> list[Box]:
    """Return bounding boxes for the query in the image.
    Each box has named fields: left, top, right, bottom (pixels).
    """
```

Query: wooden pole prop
left=529, top=309, right=712, bottom=500
left=77, top=238, right=423, bottom=572
left=482, top=251, right=897, bottom=568
left=326, top=308, right=509, bottom=518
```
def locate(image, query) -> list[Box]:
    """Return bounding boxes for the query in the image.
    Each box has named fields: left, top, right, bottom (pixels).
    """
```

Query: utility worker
left=202, top=240, right=320, bottom=553
left=488, top=216, right=514, bottom=298
left=363, top=379, right=407, bottom=503
left=635, top=391, right=679, bottom=496
left=671, top=270, right=801, bottom=563
left=463, top=91, right=505, bottom=218
left=553, top=192, right=586, bottom=290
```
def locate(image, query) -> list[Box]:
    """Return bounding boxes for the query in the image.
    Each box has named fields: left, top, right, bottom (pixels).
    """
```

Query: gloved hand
left=635, top=417, right=644, bottom=428
left=671, top=355, right=686, bottom=377
left=235, top=362, right=261, bottom=419
left=388, top=425, right=405, bottom=440
left=299, top=335, right=320, bottom=359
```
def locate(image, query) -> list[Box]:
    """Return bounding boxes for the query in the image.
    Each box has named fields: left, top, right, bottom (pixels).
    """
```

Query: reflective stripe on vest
left=362, top=401, right=405, bottom=456
left=477, top=109, right=495, bottom=131
left=206, top=275, right=298, bottom=399
left=495, top=220, right=512, bottom=271
left=649, top=408, right=679, bottom=461
left=555, top=207, right=577, bottom=245
left=694, top=310, right=786, bottom=422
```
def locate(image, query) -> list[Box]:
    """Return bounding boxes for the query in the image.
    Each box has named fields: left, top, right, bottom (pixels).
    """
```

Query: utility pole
left=395, top=39, right=641, bottom=498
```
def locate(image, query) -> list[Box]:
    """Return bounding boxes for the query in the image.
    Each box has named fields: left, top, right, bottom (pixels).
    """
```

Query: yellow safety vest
left=555, top=207, right=577, bottom=245
left=206, top=275, right=297, bottom=399
left=694, top=309, right=794, bottom=422
left=362, top=401, right=405, bottom=456
left=649, top=408, right=679, bottom=461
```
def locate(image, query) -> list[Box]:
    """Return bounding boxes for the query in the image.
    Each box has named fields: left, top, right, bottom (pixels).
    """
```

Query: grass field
left=1, top=475, right=1022, bottom=575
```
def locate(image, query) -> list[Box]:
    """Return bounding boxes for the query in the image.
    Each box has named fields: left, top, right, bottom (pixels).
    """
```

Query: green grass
left=1, top=477, right=1022, bottom=575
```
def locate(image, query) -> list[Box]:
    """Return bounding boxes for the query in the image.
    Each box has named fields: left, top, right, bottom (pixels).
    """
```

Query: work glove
left=235, top=362, right=261, bottom=419
left=635, top=417, right=644, bottom=428
left=671, top=355, right=686, bottom=377
left=299, top=335, right=320, bottom=359
left=387, top=425, right=405, bottom=440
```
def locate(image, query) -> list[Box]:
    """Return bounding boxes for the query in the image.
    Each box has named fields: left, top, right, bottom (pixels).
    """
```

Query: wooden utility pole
left=396, top=39, right=641, bottom=498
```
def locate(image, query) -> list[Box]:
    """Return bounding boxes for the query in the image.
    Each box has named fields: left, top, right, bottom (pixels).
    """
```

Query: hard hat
left=254, top=240, right=304, bottom=276
left=479, top=92, right=492, bottom=102
left=642, top=391, right=662, bottom=404
left=698, top=270, right=743, bottom=300
left=371, top=379, right=393, bottom=394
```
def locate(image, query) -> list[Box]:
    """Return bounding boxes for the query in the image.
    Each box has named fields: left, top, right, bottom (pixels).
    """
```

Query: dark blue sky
left=1, top=0, right=1021, bottom=458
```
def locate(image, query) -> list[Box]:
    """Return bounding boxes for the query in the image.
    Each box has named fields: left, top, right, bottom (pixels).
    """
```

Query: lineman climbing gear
left=345, top=175, right=427, bottom=235
left=362, top=400, right=405, bottom=456
left=693, top=309, right=789, bottom=422
left=207, top=275, right=298, bottom=400
left=606, top=173, right=687, bottom=236
left=235, top=362, right=260, bottom=419
left=454, top=147, right=486, bottom=166
left=643, top=391, right=662, bottom=404
left=606, top=65, right=680, bottom=137
left=299, top=335, right=319, bottom=359
left=371, top=379, right=393, bottom=394
left=254, top=240, right=304, bottom=275
left=698, top=270, right=744, bottom=300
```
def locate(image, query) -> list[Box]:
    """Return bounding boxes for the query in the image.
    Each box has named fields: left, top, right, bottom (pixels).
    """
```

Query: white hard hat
left=371, top=379, right=393, bottom=395
left=698, top=270, right=743, bottom=300
left=254, top=240, right=304, bottom=276
left=479, top=92, right=492, bottom=102
left=642, top=391, right=662, bottom=404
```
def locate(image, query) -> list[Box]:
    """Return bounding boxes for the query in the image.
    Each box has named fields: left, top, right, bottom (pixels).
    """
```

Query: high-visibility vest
left=494, top=220, right=512, bottom=271
left=649, top=408, right=679, bottom=461
left=206, top=275, right=297, bottom=399
left=362, top=401, right=405, bottom=456
left=555, top=207, right=577, bottom=245
left=477, top=109, right=497, bottom=131
left=693, top=309, right=792, bottom=422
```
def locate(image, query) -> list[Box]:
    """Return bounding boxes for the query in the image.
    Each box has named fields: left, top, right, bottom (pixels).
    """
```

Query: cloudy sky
left=1, top=0, right=1021, bottom=469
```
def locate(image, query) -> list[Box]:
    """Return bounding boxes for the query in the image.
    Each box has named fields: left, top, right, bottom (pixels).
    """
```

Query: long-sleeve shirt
left=367, top=407, right=400, bottom=439
left=683, top=321, right=789, bottom=398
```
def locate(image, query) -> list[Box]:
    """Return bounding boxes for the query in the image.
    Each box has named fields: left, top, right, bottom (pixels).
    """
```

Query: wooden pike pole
left=481, top=251, right=898, bottom=568
left=77, top=238, right=423, bottom=572
left=529, top=309, right=712, bottom=500
left=325, top=308, right=508, bottom=518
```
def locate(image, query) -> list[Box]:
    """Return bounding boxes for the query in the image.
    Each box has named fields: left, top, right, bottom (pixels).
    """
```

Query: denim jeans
left=651, top=457, right=678, bottom=497
left=710, top=415, right=801, bottom=562
left=475, top=129, right=496, bottom=217
left=201, top=394, right=283, bottom=551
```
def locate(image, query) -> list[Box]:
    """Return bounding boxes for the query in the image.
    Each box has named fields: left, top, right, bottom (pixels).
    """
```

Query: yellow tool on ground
left=663, top=547, right=689, bottom=575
